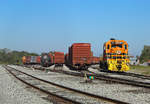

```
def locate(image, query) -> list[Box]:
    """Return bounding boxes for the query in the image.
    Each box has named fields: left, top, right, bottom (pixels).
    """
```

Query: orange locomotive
left=100, top=38, right=130, bottom=71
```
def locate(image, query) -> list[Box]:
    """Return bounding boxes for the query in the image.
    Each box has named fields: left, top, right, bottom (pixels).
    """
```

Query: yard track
left=28, top=65, right=150, bottom=89
left=3, top=65, right=128, bottom=104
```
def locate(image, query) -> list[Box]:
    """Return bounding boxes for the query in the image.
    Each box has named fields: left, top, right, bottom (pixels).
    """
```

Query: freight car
left=22, top=56, right=26, bottom=64
left=22, top=56, right=41, bottom=65
left=92, top=57, right=100, bottom=65
left=66, top=43, right=92, bottom=70
left=36, top=56, right=41, bottom=64
left=25, top=56, right=31, bottom=64
left=30, top=56, right=38, bottom=64
left=22, top=56, right=31, bottom=65
left=41, top=53, right=52, bottom=67
left=53, top=52, right=65, bottom=66
left=100, top=38, right=130, bottom=71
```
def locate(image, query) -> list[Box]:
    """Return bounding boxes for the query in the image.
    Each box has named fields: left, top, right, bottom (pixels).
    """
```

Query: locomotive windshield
left=111, top=42, right=122, bottom=48
left=111, top=44, right=122, bottom=48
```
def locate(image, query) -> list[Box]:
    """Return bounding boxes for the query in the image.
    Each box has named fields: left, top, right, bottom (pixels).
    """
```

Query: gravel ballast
left=8, top=65, right=150, bottom=104
left=0, top=65, right=52, bottom=104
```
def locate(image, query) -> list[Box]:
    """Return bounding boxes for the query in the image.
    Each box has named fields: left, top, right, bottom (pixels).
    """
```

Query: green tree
left=140, top=45, right=150, bottom=63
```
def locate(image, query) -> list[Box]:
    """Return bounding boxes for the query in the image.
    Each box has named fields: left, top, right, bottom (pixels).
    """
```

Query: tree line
left=140, top=45, right=150, bottom=63
left=0, top=48, right=38, bottom=64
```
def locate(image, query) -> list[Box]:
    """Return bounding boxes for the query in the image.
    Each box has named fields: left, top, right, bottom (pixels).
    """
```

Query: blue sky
left=0, top=0, right=150, bottom=56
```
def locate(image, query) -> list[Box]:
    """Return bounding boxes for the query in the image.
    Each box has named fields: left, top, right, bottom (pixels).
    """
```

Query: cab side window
left=107, top=45, right=110, bottom=49
left=124, top=45, right=127, bottom=50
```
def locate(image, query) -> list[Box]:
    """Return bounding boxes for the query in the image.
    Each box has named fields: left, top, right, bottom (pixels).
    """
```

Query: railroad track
left=25, top=65, right=150, bottom=89
left=112, top=71, right=150, bottom=80
left=91, top=66, right=150, bottom=80
left=88, top=68, right=150, bottom=86
left=3, top=65, right=128, bottom=104
left=90, top=72, right=150, bottom=88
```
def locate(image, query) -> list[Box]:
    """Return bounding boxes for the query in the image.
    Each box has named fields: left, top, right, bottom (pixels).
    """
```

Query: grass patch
left=130, top=65, right=150, bottom=70
left=130, top=65, right=150, bottom=75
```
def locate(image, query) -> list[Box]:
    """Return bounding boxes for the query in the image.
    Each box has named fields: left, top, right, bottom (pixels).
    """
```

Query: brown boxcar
left=67, top=43, right=92, bottom=69
left=92, top=57, right=100, bottom=64
left=36, top=56, right=41, bottom=64
left=53, top=52, right=65, bottom=65
left=25, top=56, right=31, bottom=64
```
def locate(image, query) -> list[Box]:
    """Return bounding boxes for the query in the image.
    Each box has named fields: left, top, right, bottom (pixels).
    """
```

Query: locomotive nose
left=117, top=65, right=122, bottom=70
left=116, top=60, right=122, bottom=70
